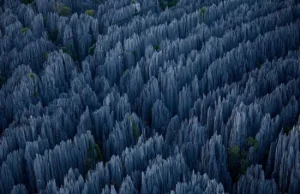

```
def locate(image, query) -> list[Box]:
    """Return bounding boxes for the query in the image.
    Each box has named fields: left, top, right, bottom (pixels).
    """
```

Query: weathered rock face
left=235, top=165, right=278, bottom=194
left=268, top=127, right=300, bottom=193
left=0, top=0, right=300, bottom=193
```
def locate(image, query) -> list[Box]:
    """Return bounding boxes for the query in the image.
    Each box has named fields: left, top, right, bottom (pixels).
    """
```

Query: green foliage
left=21, top=0, right=34, bottom=4
left=28, top=73, right=36, bottom=79
left=122, top=69, right=129, bottom=75
left=132, top=121, right=139, bottom=138
left=52, top=3, right=72, bottom=16
left=84, top=139, right=103, bottom=175
left=87, top=139, right=102, bottom=161
left=200, top=7, right=206, bottom=21
left=61, top=47, right=69, bottom=54
left=28, top=73, right=39, bottom=98
left=83, top=158, right=92, bottom=175
left=228, top=145, right=245, bottom=182
left=131, top=0, right=136, bottom=4
left=159, top=0, right=178, bottom=10
left=228, top=145, right=240, bottom=158
left=132, top=50, right=137, bottom=56
left=227, top=140, right=259, bottom=182
left=48, top=28, right=58, bottom=42
left=167, top=0, right=178, bottom=7
left=20, top=27, right=29, bottom=33
left=158, top=0, right=167, bottom=10
left=34, top=89, right=39, bottom=98
left=153, top=44, right=160, bottom=51
left=61, top=47, right=77, bottom=61
left=88, top=43, right=96, bottom=55
left=93, top=144, right=103, bottom=161
left=60, top=5, right=72, bottom=16
left=44, top=52, right=48, bottom=60
left=128, top=116, right=140, bottom=139
left=85, top=9, right=95, bottom=16
left=247, top=137, right=259, bottom=150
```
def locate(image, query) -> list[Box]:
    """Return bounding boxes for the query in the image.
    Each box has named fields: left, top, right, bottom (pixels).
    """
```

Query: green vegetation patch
left=158, top=0, right=167, bottom=10
left=200, top=7, right=206, bottom=21
left=84, top=139, right=103, bottom=175
left=61, top=47, right=78, bottom=61
left=159, top=0, right=179, bottom=10
left=44, top=52, right=49, bottom=60
left=88, top=43, right=96, bottom=55
left=52, top=3, right=72, bottom=16
left=167, top=0, right=179, bottom=7
left=153, top=44, right=160, bottom=51
left=20, top=27, right=29, bottom=33
left=85, top=9, right=95, bottom=16
left=60, top=5, right=72, bottom=16
left=228, top=145, right=247, bottom=182
left=247, top=137, right=259, bottom=150
left=28, top=72, right=36, bottom=79
left=132, top=121, right=139, bottom=138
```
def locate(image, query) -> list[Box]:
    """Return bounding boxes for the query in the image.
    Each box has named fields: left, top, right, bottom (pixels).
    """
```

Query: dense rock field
left=0, top=0, right=300, bottom=193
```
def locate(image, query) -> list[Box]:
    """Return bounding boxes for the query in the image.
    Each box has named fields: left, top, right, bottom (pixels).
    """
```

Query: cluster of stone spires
left=0, top=0, right=300, bottom=193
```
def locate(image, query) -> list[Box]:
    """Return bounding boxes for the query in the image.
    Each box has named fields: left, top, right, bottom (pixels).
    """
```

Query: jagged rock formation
left=0, top=0, right=300, bottom=193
